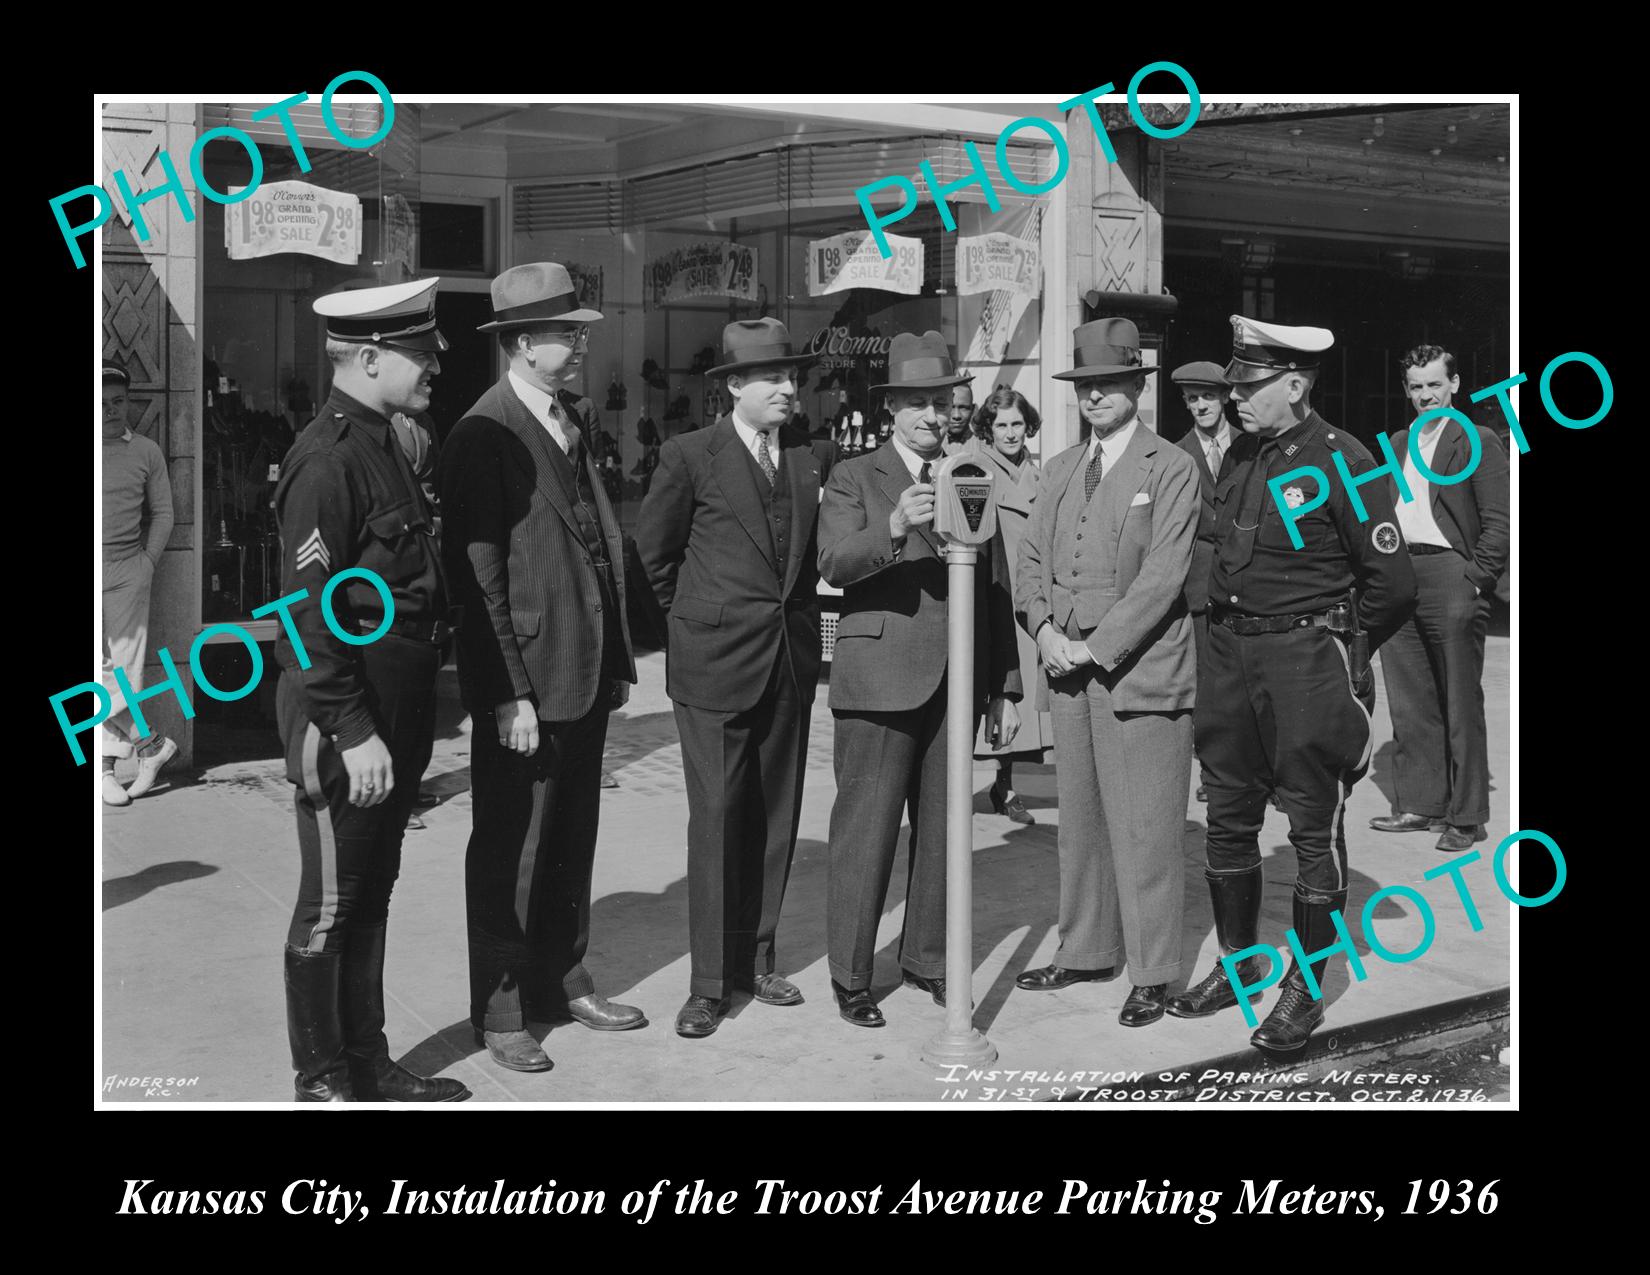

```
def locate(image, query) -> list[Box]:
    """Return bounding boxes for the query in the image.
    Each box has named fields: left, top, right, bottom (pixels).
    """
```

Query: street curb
left=1058, top=986, right=1509, bottom=1101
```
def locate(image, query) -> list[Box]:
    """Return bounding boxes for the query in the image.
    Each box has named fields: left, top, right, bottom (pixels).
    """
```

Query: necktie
left=756, top=430, right=777, bottom=486
left=551, top=401, right=580, bottom=461
left=1208, top=438, right=1224, bottom=476
left=919, top=460, right=932, bottom=484
left=1083, top=443, right=1104, bottom=502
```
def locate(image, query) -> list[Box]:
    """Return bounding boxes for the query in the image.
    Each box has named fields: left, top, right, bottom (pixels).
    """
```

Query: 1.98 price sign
left=224, top=180, right=361, bottom=265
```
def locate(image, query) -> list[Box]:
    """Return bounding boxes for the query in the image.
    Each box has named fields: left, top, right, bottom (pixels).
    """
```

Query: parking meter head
left=934, top=455, right=997, bottom=544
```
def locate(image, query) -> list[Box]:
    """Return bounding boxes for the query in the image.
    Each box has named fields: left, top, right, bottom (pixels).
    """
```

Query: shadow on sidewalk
left=103, top=861, right=219, bottom=911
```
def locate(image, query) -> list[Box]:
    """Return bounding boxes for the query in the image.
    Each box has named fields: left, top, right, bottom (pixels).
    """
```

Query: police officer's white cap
left=314, top=277, right=448, bottom=352
left=1226, top=315, right=1334, bottom=384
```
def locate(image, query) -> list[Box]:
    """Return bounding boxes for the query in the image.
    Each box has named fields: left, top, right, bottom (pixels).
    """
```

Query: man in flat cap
left=1168, top=316, right=1416, bottom=1052
left=438, top=263, right=642, bottom=1074
left=99, top=358, right=175, bottom=806
left=637, top=318, right=837, bottom=1038
left=1171, top=360, right=1258, bottom=802
left=1013, top=318, right=1198, bottom=1027
left=818, top=330, right=1020, bottom=1029
left=1369, top=344, right=1507, bottom=852
left=273, top=277, right=469, bottom=1102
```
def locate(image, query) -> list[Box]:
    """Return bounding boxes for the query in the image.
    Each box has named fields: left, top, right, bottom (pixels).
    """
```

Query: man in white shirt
left=1370, top=345, right=1509, bottom=851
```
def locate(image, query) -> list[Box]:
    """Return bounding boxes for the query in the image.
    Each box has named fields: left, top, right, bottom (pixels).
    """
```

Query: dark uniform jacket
left=272, top=387, right=445, bottom=751
left=636, top=415, right=837, bottom=713
left=1209, top=411, right=1417, bottom=649
left=1175, top=425, right=1260, bottom=614
left=819, top=444, right=1022, bottom=715
left=437, top=375, right=637, bottom=723
left=1387, top=420, right=1510, bottom=595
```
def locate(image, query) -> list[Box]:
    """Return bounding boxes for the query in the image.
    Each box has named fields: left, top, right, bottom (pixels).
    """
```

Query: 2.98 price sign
left=224, top=180, right=361, bottom=265
left=808, top=231, right=923, bottom=297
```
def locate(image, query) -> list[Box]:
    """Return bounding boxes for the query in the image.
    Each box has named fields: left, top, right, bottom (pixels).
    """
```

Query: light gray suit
left=1015, top=421, right=1198, bottom=985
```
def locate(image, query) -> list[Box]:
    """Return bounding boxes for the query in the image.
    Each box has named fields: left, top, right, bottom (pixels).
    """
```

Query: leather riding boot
left=1250, top=890, right=1345, bottom=1052
left=285, top=945, right=353, bottom=1103
left=341, top=925, right=470, bottom=1102
left=1166, top=867, right=1264, bottom=1018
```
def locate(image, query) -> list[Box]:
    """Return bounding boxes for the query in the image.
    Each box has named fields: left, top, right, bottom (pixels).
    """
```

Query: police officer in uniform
left=1167, top=317, right=1416, bottom=1052
left=273, top=278, right=470, bottom=1102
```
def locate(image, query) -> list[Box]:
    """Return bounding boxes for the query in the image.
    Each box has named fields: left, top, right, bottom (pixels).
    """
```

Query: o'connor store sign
left=804, top=325, right=893, bottom=372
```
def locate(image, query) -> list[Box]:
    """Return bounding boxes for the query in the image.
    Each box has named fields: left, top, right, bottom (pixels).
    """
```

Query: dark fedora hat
left=1052, top=317, right=1163, bottom=381
left=706, top=318, right=816, bottom=377
left=872, top=330, right=972, bottom=392
left=477, top=262, right=603, bottom=332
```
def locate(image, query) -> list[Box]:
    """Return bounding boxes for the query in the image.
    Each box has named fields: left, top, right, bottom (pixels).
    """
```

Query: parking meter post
left=922, top=457, right=999, bottom=1069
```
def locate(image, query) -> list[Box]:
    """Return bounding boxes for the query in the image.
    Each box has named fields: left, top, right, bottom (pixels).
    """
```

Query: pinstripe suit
left=437, top=374, right=637, bottom=1033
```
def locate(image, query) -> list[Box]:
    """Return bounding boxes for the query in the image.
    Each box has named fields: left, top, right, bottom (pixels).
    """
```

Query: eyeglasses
left=539, top=326, right=590, bottom=345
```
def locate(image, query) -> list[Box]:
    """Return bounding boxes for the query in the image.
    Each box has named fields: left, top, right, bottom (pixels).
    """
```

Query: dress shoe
left=1014, top=964, right=1117, bottom=992
left=674, top=995, right=727, bottom=1038
left=901, top=971, right=946, bottom=1006
left=1436, top=824, right=1488, bottom=851
left=415, top=790, right=441, bottom=808
left=1119, top=984, right=1167, bottom=1027
left=1370, top=811, right=1447, bottom=834
left=739, top=972, right=804, bottom=1006
left=1195, top=784, right=1207, bottom=803
left=556, top=993, right=647, bottom=1032
left=831, top=981, right=885, bottom=1028
left=405, top=813, right=426, bottom=831
left=989, top=784, right=1034, bottom=825
left=475, top=1028, right=553, bottom=1072
left=101, top=771, right=131, bottom=807
left=125, top=737, right=178, bottom=799
left=600, top=772, right=619, bottom=789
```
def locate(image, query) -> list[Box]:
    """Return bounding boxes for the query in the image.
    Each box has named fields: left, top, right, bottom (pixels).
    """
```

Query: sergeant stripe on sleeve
left=295, top=528, right=331, bottom=573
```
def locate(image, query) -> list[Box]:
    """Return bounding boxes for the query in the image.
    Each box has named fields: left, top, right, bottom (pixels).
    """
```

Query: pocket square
left=1130, top=492, right=1152, bottom=507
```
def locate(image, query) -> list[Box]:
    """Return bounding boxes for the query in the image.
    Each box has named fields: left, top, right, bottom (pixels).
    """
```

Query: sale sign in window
left=224, top=180, right=362, bottom=265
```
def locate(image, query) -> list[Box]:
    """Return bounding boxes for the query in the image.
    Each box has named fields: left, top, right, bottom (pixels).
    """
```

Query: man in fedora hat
left=1171, top=360, right=1259, bottom=803
left=1168, top=316, right=1415, bottom=1052
left=1012, top=317, right=1199, bottom=1028
left=818, top=330, right=1021, bottom=1029
left=636, top=318, right=837, bottom=1038
left=273, top=277, right=469, bottom=1101
left=437, top=262, right=643, bottom=1075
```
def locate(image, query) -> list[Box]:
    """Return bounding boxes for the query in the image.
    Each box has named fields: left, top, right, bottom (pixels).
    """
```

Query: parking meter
left=922, top=451, right=999, bottom=1068
left=933, top=455, right=997, bottom=544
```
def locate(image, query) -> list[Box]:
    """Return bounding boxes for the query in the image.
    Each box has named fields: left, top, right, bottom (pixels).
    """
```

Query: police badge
left=1284, top=486, right=1307, bottom=509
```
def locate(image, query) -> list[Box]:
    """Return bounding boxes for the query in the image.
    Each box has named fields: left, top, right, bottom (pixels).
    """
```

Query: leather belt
left=1408, top=543, right=1454, bottom=556
left=1210, top=606, right=1334, bottom=636
left=356, top=615, right=453, bottom=644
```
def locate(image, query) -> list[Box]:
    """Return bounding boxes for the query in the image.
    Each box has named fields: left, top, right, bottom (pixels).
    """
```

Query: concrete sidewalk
left=99, top=639, right=1512, bottom=1104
